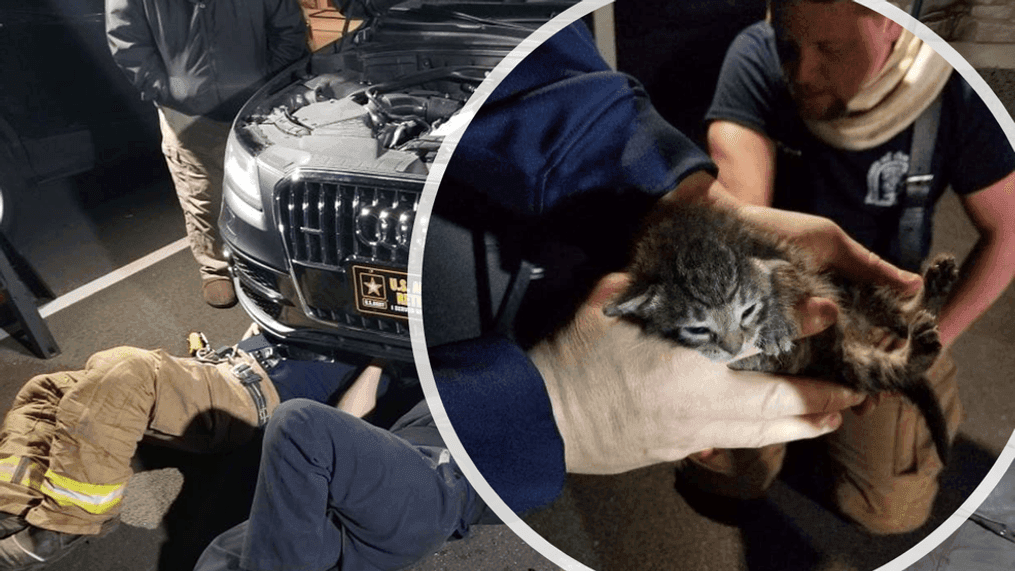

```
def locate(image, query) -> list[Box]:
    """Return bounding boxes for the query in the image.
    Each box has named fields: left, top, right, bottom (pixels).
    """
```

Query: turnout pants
left=157, top=105, right=232, bottom=282
left=0, top=347, right=279, bottom=535
left=682, top=352, right=963, bottom=534
left=195, top=399, right=483, bottom=571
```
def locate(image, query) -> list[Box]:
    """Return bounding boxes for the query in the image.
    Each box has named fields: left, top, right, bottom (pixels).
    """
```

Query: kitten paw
left=758, top=333, right=795, bottom=356
left=922, top=254, right=959, bottom=313
left=758, top=319, right=796, bottom=356
left=908, top=310, right=942, bottom=371
left=729, top=353, right=780, bottom=372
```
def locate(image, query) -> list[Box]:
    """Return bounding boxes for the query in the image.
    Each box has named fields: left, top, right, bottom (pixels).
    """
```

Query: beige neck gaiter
left=802, top=29, right=953, bottom=151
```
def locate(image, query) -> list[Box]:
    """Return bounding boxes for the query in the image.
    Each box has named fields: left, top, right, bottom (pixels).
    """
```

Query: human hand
left=141, top=77, right=166, bottom=103
left=335, top=362, right=384, bottom=418
left=736, top=204, right=924, bottom=296
left=530, top=273, right=866, bottom=475
left=665, top=173, right=923, bottom=296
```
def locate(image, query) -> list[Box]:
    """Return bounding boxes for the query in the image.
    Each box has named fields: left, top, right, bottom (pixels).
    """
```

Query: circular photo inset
left=415, top=1, right=1015, bottom=570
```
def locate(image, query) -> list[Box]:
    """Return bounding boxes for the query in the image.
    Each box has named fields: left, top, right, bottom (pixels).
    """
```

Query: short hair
left=769, top=0, right=852, bottom=9
left=768, top=0, right=883, bottom=21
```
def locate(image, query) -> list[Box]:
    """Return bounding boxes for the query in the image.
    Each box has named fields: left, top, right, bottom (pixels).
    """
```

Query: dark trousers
left=194, top=399, right=482, bottom=571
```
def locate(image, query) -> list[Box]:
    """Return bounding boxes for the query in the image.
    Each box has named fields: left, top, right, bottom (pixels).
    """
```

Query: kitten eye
left=741, top=304, right=758, bottom=321
left=683, top=326, right=712, bottom=336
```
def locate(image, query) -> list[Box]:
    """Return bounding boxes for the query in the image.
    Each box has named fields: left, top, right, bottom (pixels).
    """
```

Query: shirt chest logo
left=865, top=151, right=910, bottom=207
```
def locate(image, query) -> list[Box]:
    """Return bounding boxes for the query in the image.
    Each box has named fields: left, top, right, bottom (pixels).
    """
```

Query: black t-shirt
left=706, top=21, right=1015, bottom=267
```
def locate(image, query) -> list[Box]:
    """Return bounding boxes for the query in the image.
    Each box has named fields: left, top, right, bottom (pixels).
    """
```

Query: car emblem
left=354, top=204, right=413, bottom=253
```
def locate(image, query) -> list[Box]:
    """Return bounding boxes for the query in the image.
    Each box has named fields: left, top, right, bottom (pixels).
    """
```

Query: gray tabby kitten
left=604, top=201, right=958, bottom=462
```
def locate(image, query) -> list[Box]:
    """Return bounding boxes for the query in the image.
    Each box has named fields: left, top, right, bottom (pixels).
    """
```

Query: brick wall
left=919, top=0, right=1015, bottom=42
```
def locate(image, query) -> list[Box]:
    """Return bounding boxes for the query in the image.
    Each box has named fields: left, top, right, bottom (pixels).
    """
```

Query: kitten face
left=667, top=285, right=768, bottom=361
left=605, top=251, right=776, bottom=362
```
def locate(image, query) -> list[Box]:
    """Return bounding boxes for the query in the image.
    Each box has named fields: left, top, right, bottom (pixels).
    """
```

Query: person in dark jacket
left=105, top=0, right=309, bottom=307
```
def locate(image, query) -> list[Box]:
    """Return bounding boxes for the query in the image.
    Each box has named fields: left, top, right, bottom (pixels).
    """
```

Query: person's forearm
left=705, top=122, right=777, bottom=207
left=106, top=0, right=168, bottom=102
left=268, top=30, right=309, bottom=73
left=266, top=0, right=309, bottom=72
left=937, top=233, right=1015, bottom=348
left=658, top=170, right=742, bottom=211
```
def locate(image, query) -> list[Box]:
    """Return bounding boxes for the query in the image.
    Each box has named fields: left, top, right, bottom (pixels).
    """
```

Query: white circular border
left=407, top=1, right=1015, bottom=570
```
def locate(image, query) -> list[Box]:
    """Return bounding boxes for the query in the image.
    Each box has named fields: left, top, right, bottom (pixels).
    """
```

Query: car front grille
left=276, top=177, right=419, bottom=268
left=313, top=305, right=411, bottom=336
left=239, top=280, right=283, bottom=320
left=274, top=175, right=422, bottom=340
left=233, top=255, right=278, bottom=292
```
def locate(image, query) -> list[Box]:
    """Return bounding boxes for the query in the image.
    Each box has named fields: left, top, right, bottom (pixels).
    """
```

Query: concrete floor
left=0, top=43, right=1012, bottom=571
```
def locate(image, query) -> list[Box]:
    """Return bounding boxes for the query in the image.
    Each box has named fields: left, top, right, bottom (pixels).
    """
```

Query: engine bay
left=237, top=65, right=480, bottom=176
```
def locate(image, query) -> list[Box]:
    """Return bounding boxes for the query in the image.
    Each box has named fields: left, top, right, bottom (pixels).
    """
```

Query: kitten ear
left=603, top=281, right=661, bottom=319
left=750, top=257, right=790, bottom=276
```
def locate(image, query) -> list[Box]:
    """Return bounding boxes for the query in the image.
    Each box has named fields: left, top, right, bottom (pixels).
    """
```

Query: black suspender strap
left=494, top=258, right=541, bottom=337
left=231, top=362, right=271, bottom=427
left=898, top=94, right=943, bottom=272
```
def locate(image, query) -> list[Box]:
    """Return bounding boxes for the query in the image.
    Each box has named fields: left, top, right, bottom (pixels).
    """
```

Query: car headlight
left=223, top=131, right=262, bottom=211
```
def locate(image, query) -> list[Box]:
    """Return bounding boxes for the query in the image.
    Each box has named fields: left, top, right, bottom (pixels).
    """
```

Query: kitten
left=603, top=201, right=958, bottom=463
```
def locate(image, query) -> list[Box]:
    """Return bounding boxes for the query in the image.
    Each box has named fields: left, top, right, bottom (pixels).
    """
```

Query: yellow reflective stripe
left=0, top=457, right=18, bottom=480
left=0, top=458, right=17, bottom=485
left=40, top=471, right=125, bottom=515
left=0, top=456, right=45, bottom=490
left=44, top=471, right=123, bottom=497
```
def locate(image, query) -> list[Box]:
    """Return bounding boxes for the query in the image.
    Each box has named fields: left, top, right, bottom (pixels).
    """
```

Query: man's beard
left=789, top=86, right=849, bottom=121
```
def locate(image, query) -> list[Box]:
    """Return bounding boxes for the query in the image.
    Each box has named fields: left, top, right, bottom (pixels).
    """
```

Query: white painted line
left=0, top=237, right=189, bottom=343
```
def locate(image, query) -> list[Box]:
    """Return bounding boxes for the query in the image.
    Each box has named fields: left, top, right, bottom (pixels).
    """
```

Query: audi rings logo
left=354, top=205, right=413, bottom=252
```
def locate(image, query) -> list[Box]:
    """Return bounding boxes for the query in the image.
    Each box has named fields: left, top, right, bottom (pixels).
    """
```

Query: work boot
left=0, top=525, right=87, bottom=570
left=202, top=277, right=237, bottom=308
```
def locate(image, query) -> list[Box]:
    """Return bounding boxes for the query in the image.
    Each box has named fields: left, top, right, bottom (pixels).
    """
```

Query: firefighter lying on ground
left=0, top=329, right=483, bottom=570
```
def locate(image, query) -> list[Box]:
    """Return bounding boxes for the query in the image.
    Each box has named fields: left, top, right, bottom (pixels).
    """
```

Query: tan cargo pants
left=0, top=347, right=280, bottom=535
left=158, top=105, right=232, bottom=282
left=681, top=352, right=963, bottom=534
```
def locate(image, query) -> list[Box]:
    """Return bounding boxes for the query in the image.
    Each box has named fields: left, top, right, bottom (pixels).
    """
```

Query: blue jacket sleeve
left=431, top=336, right=565, bottom=514
left=433, top=23, right=717, bottom=514
left=447, top=22, right=716, bottom=216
